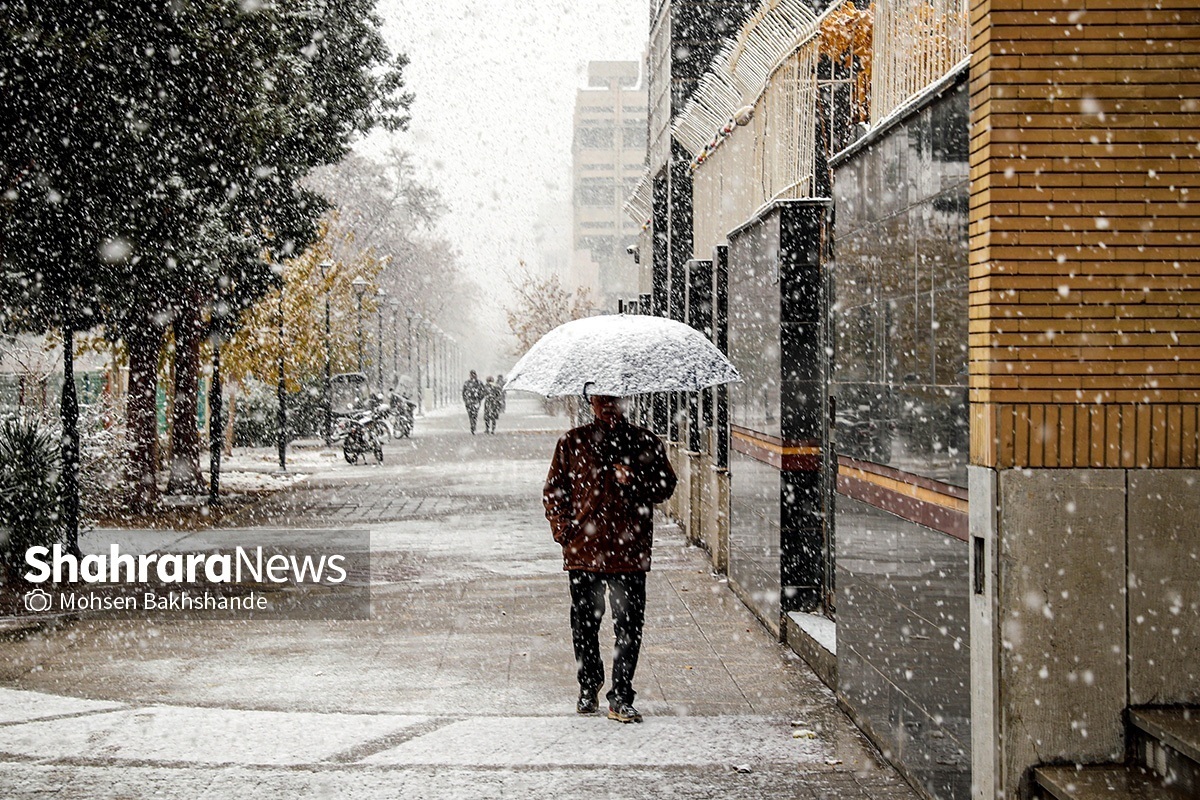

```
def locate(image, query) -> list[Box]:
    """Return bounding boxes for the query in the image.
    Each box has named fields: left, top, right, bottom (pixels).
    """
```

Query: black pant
left=568, top=570, right=646, bottom=706
left=466, top=404, right=479, bottom=434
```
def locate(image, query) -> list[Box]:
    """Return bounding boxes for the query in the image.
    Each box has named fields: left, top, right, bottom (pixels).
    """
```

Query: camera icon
left=23, top=588, right=52, bottom=613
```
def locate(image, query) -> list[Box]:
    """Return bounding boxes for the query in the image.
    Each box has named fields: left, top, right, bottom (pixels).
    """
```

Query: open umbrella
left=504, top=314, right=740, bottom=397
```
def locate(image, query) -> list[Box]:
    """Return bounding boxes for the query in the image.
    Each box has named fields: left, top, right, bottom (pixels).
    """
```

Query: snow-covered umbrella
left=504, top=314, right=741, bottom=397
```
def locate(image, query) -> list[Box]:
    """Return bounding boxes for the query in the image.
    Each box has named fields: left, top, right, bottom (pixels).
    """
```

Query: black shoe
left=576, top=692, right=599, bottom=714
left=607, top=702, right=642, bottom=723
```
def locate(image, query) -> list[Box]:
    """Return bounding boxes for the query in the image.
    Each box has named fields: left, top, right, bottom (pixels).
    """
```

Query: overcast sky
left=358, top=1, right=650, bottom=367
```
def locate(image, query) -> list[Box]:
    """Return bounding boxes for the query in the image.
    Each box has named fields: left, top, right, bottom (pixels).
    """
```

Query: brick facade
left=968, top=0, right=1200, bottom=468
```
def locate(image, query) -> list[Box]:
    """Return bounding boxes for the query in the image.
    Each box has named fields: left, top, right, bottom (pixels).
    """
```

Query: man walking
left=461, top=370, right=484, bottom=435
left=482, top=376, right=502, bottom=434
left=543, top=394, right=676, bottom=723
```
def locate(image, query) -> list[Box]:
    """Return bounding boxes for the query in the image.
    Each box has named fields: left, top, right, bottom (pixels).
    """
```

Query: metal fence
left=755, top=42, right=820, bottom=202
left=870, top=0, right=969, bottom=122
left=667, top=0, right=822, bottom=224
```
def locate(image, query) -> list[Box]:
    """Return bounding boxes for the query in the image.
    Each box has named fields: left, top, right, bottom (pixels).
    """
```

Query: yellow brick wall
left=969, top=0, right=1200, bottom=468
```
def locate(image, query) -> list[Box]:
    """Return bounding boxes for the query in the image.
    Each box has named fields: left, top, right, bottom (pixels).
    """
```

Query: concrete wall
left=1127, top=470, right=1200, bottom=707
left=971, top=466, right=1200, bottom=799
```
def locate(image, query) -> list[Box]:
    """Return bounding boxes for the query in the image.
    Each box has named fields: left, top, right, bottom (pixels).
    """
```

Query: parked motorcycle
left=340, top=404, right=387, bottom=464
left=390, top=392, right=416, bottom=439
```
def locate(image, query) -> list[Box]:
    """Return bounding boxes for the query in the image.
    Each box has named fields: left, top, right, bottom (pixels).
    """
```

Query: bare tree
left=305, top=147, right=477, bottom=344
left=504, top=262, right=593, bottom=355
left=503, top=263, right=592, bottom=421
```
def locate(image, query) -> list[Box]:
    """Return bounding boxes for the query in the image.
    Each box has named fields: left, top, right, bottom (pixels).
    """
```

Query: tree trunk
left=125, top=322, right=165, bottom=511
left=167, top=299, right=204, bottom=494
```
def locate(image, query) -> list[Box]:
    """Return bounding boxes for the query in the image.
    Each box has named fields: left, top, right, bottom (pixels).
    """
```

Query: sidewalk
left=0, top=396, right=919, bottom=799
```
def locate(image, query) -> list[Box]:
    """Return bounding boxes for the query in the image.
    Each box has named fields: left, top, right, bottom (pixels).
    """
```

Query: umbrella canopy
left=504, top=314, right=741, bottom=397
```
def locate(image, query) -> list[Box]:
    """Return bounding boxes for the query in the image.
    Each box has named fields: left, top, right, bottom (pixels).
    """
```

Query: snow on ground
left=0, top=688, right=123, bottom=724
left=0, top=706, right=428, bottom=766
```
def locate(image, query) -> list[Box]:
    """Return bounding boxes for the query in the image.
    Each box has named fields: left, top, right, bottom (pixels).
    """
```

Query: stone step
left=1033, top=764, right=1193, bottom=800
left=1129, top=707, right=1199, bottom=795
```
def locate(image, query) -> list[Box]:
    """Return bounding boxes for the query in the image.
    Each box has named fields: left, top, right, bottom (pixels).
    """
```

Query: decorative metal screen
left=870, top=0, right=968, bottom=122
left=755, top=42, right=819, bottom=202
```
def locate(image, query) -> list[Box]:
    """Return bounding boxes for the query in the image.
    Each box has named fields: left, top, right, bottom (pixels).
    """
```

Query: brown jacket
left=543, top=417, right=677, bottom=572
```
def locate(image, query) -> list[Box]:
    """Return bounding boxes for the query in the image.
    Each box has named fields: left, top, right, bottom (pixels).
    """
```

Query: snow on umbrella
left=504, top=314, right=741, bottom=397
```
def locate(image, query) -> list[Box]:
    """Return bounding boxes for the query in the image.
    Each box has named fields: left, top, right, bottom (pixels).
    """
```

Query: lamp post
left=405, top=307, right=414, bottom=377
left=352, top=277, right=368, bottom=375
left=375, top=288, right=387, bottom=389
left=438, top=329, right=445, bottom=408
left=389, top=300, right=400, bottom=386
left=427, top=321, right=436, bottom=412
left=435, top=327, right=445, bottom=408
left=276, top=284, right=287, bottom=472
left=429, top=326, right=438, bottom=408
left=209, top=325, right=223, bottom=506
left=414, top=314, right=424, bottom=416
left=318, top=259, right=334, bottom=447
left=60, top=320, right=80, bottom=555
left=444, top=334, right=455, bottom=408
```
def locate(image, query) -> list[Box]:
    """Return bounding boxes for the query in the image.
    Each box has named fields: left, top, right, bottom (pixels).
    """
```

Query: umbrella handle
left=582, top=381, right=595, bottom=401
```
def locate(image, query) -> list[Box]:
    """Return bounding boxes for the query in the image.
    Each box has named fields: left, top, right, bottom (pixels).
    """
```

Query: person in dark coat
left=494, top=374, right=507, bottom=414
left=543, top=394, right=677, bottom=723
left=482, top=377, right=502, bottom=434
left=461, top=371, right=485, bottom=435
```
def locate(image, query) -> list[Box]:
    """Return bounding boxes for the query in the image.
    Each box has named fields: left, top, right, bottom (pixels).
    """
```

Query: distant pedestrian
left=495, top=374, right=507, bottom=414
left=483, top=377, right=502, bottom=434
left=542, top=394, right=676, bottom=723
left=462, top=371, right=485, bottom=435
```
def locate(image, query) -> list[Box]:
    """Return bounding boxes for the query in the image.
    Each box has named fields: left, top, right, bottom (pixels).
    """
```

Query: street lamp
left=428, top=326, right=438, bottom=409
left=436, top=326, right=446, bottom=410
left=352, top=276, right=368, bottom=375
left=375, top=288, right=387, bottom=389
left=389, top=299, right=400, bottom=387
left=318, top=259, right=334, bottom=447
left=427, top=321, right=436, bottom=410
left=276, top=282, right=287, bottom=472
left=447, top=334, right=457, bottom=408
left=414, top=314, right=424, bottom=416
left=209, top=323, right=223, bottom=506
left=405, top=307, right=414, bottom=377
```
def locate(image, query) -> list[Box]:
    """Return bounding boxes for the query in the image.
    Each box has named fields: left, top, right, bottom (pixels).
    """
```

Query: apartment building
left=569, top=61, right=647, bottom=308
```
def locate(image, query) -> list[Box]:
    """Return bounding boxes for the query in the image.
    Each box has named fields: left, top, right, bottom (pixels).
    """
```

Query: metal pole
left=61, top=323, right=80, bottom=556
left=209, top=334, right=222, bottom=506
left=324, top=287, right=332, bottom=447
left=277, top=288, right=287, bottom=471
left=320, top=260, right=333, bottom=448
left=356, top=292, right=364, bottom=374
left=377, top=298, right=384, bottom=388
left=391, top=304, right=399, bottom=386
left=430, top=332, right=437, bottom=408
left=405, top=310, right=413, bottom=376
left=415, top=323, right=423, bottom=416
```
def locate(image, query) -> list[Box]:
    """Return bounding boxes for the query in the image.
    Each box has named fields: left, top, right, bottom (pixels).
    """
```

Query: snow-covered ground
left=0, top=393, right=917, bottom=799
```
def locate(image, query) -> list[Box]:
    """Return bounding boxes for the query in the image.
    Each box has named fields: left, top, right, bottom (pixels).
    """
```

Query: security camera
left=625, top=244, right=640, bottom=264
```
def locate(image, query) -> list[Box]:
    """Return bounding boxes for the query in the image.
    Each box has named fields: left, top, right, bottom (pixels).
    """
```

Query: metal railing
left=870, top=0, right=968, bottom=122
left=755, top=42, right=819, bottom=202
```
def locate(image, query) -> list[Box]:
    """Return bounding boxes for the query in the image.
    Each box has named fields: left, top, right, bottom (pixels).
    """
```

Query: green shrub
left=0, top=418, right=64, bottom=576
